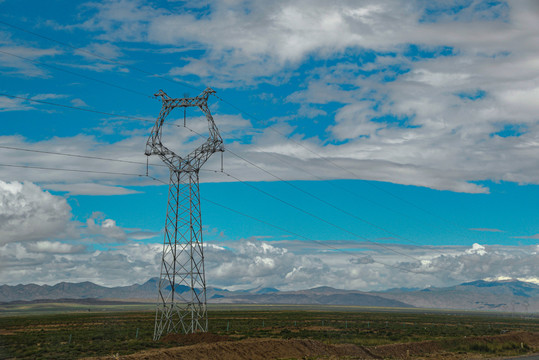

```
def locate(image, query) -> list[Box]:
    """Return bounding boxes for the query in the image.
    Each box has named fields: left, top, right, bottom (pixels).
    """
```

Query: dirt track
left=92, top=338, right=378, bottom=359
left=86, top=331, right=539, bottom=360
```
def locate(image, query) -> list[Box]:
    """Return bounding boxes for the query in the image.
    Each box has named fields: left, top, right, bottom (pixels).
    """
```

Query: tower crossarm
left=145, top=87, right=224, bottom=171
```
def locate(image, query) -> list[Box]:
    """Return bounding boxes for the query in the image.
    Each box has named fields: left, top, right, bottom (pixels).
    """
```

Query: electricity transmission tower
left=145, top=88, right=223, bottom=340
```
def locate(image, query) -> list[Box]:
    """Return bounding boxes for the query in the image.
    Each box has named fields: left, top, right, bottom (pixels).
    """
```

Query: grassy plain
left=0, top=303, right=538, bottom=359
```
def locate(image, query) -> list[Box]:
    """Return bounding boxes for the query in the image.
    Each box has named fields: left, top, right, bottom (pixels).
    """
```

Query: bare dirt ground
left=86, top=331, right=539, bottom=360
left=87, top=337, right=377, bottom=359
left=370, top=332, right=539, bottom=360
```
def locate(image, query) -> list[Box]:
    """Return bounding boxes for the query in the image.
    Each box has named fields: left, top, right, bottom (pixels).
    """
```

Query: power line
left=144, top=173, right=428, bottom=275
left=217, top=96, right=443, bottom=218
left=0, top=126, right=425, bottom=259
left=0, top=18, right=442, bottom=236
left=148, top=172, right=429, bottom=275
left=0, top=48, right=155, bottom=100
left=0, top=18, right=478, bottom=237
left=0, top=18, right=468, bottom=284
left=215, top=169, right=424, bottom=264
left=0, top=144, right=166, bottom=168
left=229, top=140, right=419, bottom=223
left=0, top=92, right=156, bottom=123
left=0, top=144, right=222, bottom=174
left=0, top=139, right=424, bottom=262
left=0, top=160, right=429, bottom=276
left=0, top=142, right=454, bottom=276
left=0, top=146, right=425, bottom=269
left=0, top=19, right=203, bottom=95
left=0, top=92, right=211, bottom=139
left=184, top=125, right=423, bottom=247
left=201, top=195, right=427, bottom=275
left=1, top=90, right=432, bottom=260
left=0, top=162, right=146, bottom=177
left=225, top=147, right=423, bottom=246
left=212, top=97, right=481, bottom=244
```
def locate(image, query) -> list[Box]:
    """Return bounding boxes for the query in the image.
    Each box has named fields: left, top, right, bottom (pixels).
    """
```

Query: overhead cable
left=0, top=19, right=202, bottom=95
left=0, top=160, right=429, bottom=276
left=0, top=48, right=154, bottom=100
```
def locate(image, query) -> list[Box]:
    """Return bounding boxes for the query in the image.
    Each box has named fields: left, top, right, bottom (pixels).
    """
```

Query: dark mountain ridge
left=1, top=279, right=537, bottom=312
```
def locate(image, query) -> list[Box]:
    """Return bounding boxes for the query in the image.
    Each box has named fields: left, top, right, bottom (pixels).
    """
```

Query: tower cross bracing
left=145, top=88, right=223, bottom=340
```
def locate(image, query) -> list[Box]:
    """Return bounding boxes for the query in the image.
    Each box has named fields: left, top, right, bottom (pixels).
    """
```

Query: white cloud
left=465, top=243, right=487, bottom=256
left=0, top=180, right=153, bottom=251
left=70, top=98, right=89, bottom=107
left=0, top=95, right=34, bottom=112
left=330, top=101, right=380, bottom=139
left=0, top=45, right=61, bottom=77
left=1, top=1, right=536, bottom=292
left=0, top=134, right=152, bottom=194
left=16, top=0, right=534, bottom=193
left=25, top=240, right=86, bottom=254
left=31, top=93, right=68, bottom=101
left=44, top=183, right=141, bottom=196
left=1, top=229, right=537, bottom=290
left=484, top=276, right=539, bottom=285
left=0, top=241, right=162, bottom=286
left=0, top=181, right=73, bottom=244
left=85, top=212, right=128, bottom=243
left=75, top=42, right=123, bottom=60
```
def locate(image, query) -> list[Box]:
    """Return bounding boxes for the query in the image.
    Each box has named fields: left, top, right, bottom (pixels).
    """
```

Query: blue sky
left=0, top=0, right=538, bottom=291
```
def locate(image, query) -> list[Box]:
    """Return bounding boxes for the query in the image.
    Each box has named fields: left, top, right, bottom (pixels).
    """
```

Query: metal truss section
left=146, top=88, right=223, bottom=340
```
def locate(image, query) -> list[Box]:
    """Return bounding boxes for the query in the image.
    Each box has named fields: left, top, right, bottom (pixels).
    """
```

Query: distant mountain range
left=1, top=279, right=538, bottom=312
left=371, top=280, right=539, bottom=312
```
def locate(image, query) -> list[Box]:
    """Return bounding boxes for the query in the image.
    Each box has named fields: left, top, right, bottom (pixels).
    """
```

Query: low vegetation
left=0, top=304, right=537, bottom=359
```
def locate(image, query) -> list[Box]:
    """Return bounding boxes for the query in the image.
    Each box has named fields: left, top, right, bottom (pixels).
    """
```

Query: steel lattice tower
left=145, top=88, right=223, bottom=340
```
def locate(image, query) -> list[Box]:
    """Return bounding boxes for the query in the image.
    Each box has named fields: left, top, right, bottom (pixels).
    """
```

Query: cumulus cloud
left=25, top=240, right=86, bottom=254
left=85, top=212, right=128, bottom=243
left=465, top=243, right=487, bottom=256
left=0, top=134, right=151, bottom=194
left=484, top=276, right=539, bottom=285
left=0, top=1, right=534, bottom=194
left=0, top=111, right=252, bottom=195
left=2, top=237, right=536, bottom=291
left=0, top=181, right=73, bottom=244
left=0, top=241, right=162, bottom=286
left=95, top=0, right=539, bottom=193
left=0, top=180, right=153, bottom=247
left=1, top=0, right=538, bottom=291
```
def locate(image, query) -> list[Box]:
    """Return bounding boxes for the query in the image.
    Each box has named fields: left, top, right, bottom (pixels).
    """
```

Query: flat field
left=0, top=303, right=538, bottom=359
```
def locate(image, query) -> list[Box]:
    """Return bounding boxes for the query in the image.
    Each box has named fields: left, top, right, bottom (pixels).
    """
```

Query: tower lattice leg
left=154, top=169, right=208, bottom=340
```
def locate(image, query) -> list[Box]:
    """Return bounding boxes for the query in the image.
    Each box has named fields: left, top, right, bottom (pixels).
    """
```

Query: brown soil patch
left=86, top=338, right=377, bottom=360
left=370, top=331, right=539, bottom=359
left=160, top=332, right=230, bottom=346
left=370, top=339, right=443, bottom=359
left=302, top=325, right=342, bottom=331
left=85, top=331, right=539, bottom=360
